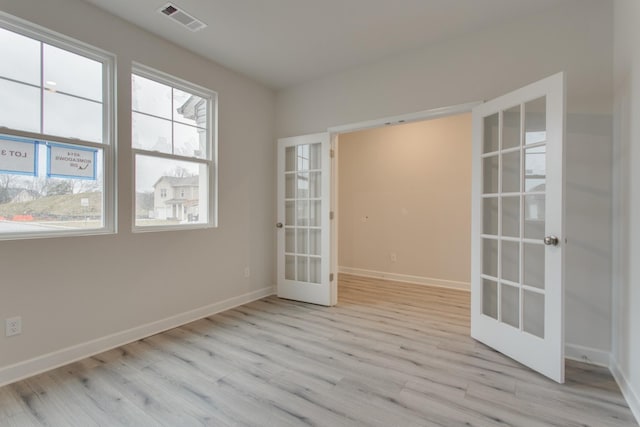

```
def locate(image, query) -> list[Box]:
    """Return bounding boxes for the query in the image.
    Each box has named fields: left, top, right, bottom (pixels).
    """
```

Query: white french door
left=276, top=133, right=334, bottom=306
left=471, top=73, right=566, bottom=383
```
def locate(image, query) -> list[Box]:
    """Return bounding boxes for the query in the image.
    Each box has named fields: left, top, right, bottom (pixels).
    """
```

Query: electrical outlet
left=244, top=267, right=251, bottom=278
left=390, top=252, right=397, bottom=263
left=5, top=317, right=22, bottom=337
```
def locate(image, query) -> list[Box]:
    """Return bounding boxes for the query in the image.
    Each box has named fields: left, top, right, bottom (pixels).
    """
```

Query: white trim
left=339, top=266, right=470, bottom=291
left=327, top=102, right=481, bottom=134
left=0, top=286, right=275, bottom=388
left=564, top=343, right=611, bottom=367
left=610, top=357, right=640, bottom=425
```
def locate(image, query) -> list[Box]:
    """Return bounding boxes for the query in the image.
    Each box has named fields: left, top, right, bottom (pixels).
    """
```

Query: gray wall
left=613, top=0, right=640, bottom=419
left=277, top=0, right=614, bottom=358
left=0, top=0, right=276, bottom=373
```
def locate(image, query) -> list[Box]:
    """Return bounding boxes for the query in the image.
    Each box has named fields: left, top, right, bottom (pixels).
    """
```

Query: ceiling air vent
left=158, top=3, right=207, bottom=32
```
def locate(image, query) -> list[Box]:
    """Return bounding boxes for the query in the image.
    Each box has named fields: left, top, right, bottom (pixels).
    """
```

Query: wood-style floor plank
left=0, top=274, right=636, bottom=426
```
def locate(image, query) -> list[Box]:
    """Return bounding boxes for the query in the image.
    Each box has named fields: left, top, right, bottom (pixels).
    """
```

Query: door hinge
left=330, top=211, right=335, bottom=220
left=330, top=148, right=335, bottom=158
left=330, top=273, right=334, bottom=282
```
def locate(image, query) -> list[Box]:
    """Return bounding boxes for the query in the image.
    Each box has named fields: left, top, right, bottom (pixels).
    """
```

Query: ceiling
left=81, top=0, right=562, bottom=89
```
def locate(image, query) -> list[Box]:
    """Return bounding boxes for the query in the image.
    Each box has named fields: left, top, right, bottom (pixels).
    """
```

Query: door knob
left=276, top=222, right=283, bottom=228
left=544, top=235, right=559, bottom=246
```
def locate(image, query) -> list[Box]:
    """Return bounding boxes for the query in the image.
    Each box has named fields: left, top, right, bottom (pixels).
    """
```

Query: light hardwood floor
left=0, top=274, right=636, bottom=426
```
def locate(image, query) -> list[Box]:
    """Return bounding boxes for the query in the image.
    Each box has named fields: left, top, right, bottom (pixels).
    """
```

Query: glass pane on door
left=524, top=290, right=545, bottom=338
left=480, top=96, right=548, bottom=337
left=283, top=142, right=323, bottom=284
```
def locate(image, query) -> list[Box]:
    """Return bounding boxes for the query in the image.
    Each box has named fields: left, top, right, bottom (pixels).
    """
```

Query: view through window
left=132, top=67, right=215, bottom=229
left=0, top=22, right=113, bottom=238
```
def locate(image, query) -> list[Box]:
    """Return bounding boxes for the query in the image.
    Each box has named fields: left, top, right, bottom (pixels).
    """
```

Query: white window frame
left=0, top=12, right=116, bottom=241
left=131, top=63, right=217, bottom=232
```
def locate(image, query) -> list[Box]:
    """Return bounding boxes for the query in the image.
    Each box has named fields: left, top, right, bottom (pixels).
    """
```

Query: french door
left=276, top=133, right=333, bottom=306
left=471, top=73, right=566, bottom=383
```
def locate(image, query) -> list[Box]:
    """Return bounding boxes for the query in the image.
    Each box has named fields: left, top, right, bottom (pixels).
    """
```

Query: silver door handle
left=544, top=235, right=559, bottom=246
left=276, top=222, right=283, bottom=228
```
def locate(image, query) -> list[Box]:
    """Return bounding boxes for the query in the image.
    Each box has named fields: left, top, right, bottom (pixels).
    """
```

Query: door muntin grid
left=480, top=97, right=547, bottom=339
left=284, top=143, right=322, bottom=284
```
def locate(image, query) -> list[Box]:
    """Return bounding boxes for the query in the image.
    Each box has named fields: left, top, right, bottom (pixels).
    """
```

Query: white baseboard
left=339, top=266, right=470, bottom=291
left=610, top=356, right=640, bottom=425
left=0, top=285, right=275, bottom=388
left=564, top=343, right=611, bottom=367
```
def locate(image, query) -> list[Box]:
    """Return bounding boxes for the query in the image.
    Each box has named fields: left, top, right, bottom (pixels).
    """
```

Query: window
left=0, top=16, right=114, bottom=239
left=132, top=64, right=216, bottom=229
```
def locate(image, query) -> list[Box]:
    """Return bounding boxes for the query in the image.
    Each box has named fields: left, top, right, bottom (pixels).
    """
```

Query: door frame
left=326, top=101, right=481, bottom=302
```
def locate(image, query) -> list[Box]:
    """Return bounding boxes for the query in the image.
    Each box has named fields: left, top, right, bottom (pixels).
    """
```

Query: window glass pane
left=482, top=238, right=498, bottom=278
left=502, top=196, right=520, bottom=238
left=0, top=22, right=112, bottom=239
left=0, top=139, right=104, bottom=232
left=285, top=201, right=295, bottom=226
left=309, top=171, right=321, bottom=198
left=524, top=194, right=545, bottom=239
left=285, top=147, right=296, bottom=172
left=309, top=229, right=321, bottom=256
left=135, top=155, right=206, bottom=227
left=285, top=173, right=295, bottom=199
left=296, top=228, right=308, bottom=254
left=483, top=113, right=499, bottom=153
left=285, top=228, right=295, bottom=253
left=502, top=105, right=521, bottom=149
left=309, top=143, right=321, bottom=170
left=502, top=150, right=520, bottom=193
left=523, top=243, right=545, bottom=289
left=131, top=67, right=213, bottom=231
left=483, top=197, right=498, bottom=236
left=44, top=91, right=102, bottom=143
left=0, top=27, right=40, bottom=85
left=525, top=145, right=546, bottom=192
left=173, top=89, right=206, bottom=127
left=174, top=122, right=206, bottom=158
left=132, top=74, right=171, bottom=119
left=483, top=155, right=499, bottom=194
left=310, top=200, right=321, bottom=227
left=297, top=144, right=310, bottom=171
left=297, top=256, right=308, bottom=282
left=501, top=283, right=520, bottom=328
left=297, top=172, right=309, bottom=199
left=44, top=44, right=102, bottom=102
left=501, top=240, right=519, bottom=283
left=0, top=79, right=40, bottom=133
left=309, top=257, right=321, bottom=284
left=482, top=279, right=498, bottom=319
left=285, top=255, right=295, bottom=280
left=297, top=200, right=309, bottom=226
left=525, top=97, right=546, bottom=145
left=524, top=290, right=545, bottom=338
left=132, top=112, right=171, bottom=154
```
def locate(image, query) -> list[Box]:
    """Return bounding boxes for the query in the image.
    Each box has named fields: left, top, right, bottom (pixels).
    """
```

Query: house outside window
left=132, top=64, right=216, bottom=230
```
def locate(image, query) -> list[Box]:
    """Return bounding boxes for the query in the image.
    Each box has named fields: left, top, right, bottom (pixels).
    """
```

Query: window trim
left=131, top=62, right=217, bottom=233
left=0, top=12, right=117, bottom=241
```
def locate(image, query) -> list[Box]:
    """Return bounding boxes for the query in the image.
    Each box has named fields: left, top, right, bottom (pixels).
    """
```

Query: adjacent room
left=337, top=114, right=472, bottom=291
left=1, top=0, right=639, bottom=425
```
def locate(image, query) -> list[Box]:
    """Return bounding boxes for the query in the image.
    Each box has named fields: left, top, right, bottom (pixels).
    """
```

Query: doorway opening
left=332, top=112, right=473, bottom=297
left=328, top=103, right=479, bottom=304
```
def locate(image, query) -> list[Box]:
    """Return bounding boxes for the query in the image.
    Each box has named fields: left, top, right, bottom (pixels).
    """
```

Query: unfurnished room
left=0, top=0, right=639, bottom=426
